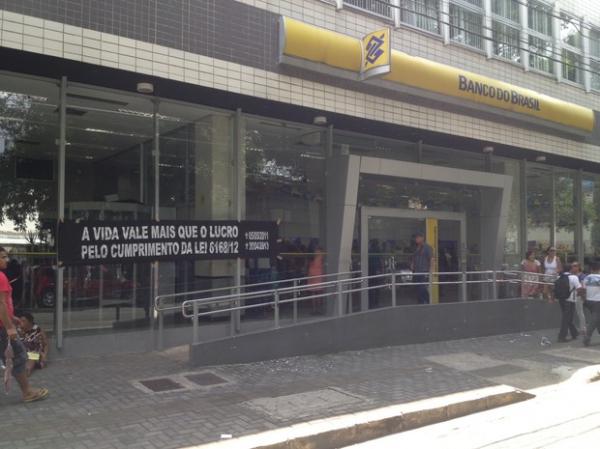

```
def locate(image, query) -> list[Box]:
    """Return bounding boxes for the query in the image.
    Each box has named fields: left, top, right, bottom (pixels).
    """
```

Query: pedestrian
left=0, top=247, right=48, bottom=402
left=307, top=245, right=325, bottom=315
left=411, top=232, right=433, bottom=305
left=570, top=261, right=588, bottom=335
left=542, top=247, right=562, bottom=303
left=554, top=263, right=582, bottom=343
left=521, top=250, right=541, bottom=299
left=17, top=312, right=49, bottom=376
left=583, top=262, right=600, bottom=347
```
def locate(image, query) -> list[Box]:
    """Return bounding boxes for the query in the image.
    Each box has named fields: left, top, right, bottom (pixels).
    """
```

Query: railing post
left=274, top=290, right=280, bottom=329
left=337, top=281, right=344, bottom=316
left=391, top=272, right=396, bottom=307
left=293, top=279, right=298, bottom=323
left=192, top=301, right=199, bottom=344
left=492, top=271, right=498, bottom=300
left=461, top=271, right=468, bottom=302
left=157, top=308, right=164, bottom=350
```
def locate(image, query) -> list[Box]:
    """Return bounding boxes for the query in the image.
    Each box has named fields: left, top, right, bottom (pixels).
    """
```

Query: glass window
left=492, top=0, right=519, bottom=22
left=526, top=164, right=552, bottom=254
left=529, top=35, right=554, bottom=73
left=591, top=60, right=600, bottom=91
left=562, top=49, right=583, bottom=84
left=560, top=13, right=582, bottom=49
left=590, top=28, right=600, bottom=58
left=554, top=169, right=576, bottom=262
left=528, top=1, right=552, bottom=37
left=63, top=85, right=156, bottom=332
left=335, top=131, right=418, bottom=163
left=0, top=73, right=59, bottom=333
left=583, top=174, right=600, bottom=263
left=245, top=118, right=326, bottom=283
left=493, top=21, right=521, bottom=62
left=157, top=100, right=235, bottom=324
left=343, top=0, right=393, bottom=18
left=400, top=0, right=440, bottom=34
left=450, top=4, right=484, bottom=50
left=492, top=158, right=521, bottom=268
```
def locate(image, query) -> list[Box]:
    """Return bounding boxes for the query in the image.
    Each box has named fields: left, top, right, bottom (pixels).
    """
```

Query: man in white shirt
left=557, top=264, right=582, bottom=343
left=583, top=262, right=600, bottom=347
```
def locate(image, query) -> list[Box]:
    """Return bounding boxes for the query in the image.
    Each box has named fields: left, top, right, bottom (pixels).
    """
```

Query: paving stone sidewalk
left=1, top=329, right=600, bottom=449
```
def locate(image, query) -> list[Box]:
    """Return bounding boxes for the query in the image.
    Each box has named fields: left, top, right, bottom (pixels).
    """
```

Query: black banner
left=58, top=220, right=278, bottom=266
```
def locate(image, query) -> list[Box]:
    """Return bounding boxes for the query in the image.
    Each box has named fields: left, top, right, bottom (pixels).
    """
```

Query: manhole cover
left=245, top=388, right=364, bottom=420
left=139, top=378, right=185, bottom=392
left=185, top=372, right=228, bottom=386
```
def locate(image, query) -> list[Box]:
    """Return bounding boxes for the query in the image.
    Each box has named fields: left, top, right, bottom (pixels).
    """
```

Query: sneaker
left=558, top=337, right=568, bottom=343
left=584, top=337, right=591, bottom=347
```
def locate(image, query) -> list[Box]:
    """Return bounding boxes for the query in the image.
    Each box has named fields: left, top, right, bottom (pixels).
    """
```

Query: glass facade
left=1, top=69, right=600, bottom=345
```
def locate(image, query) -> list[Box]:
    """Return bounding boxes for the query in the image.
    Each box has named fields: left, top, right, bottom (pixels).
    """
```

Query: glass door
left=360, top=207, right=466, bottom=310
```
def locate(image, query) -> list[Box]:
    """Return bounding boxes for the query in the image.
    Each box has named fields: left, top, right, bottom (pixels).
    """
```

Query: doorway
left=360, top=207, right=466, bottom=310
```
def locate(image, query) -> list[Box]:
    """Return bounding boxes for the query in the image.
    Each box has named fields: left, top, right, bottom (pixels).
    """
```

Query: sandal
left=24, top=387, right=49, bottom=403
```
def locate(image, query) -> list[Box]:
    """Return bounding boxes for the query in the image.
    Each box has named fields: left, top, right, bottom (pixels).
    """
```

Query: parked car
left=34, top=265, right=140, bottom=308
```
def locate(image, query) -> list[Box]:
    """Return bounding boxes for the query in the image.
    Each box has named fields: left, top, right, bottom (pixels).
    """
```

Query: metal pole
left=492, top=271, right=498, bottom=300
left=337, top=280, right=343, bottom=316
left=234, top=108, right=244, bottom=333
left=157, top=309, right=164, bottom=350
left=461, top=271, right=468, bottom=302
left=55, top=76, right=67, bottom=350
left=152, top=99, right=160, bottom=346
left=292, top=279, right=298, bottom=323
left=274, top=291, right=280, bottom=329
left=391, top=272, right=396, bottom=307
left=192, top=301, right=199, bottom=344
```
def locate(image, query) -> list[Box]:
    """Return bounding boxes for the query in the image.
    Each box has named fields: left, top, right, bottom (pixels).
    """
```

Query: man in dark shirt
left=411, top=232, right=433, bottom=305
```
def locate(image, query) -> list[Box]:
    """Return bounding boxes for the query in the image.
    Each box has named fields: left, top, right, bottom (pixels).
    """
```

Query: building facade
left=0, top=0, right=599, bottom=353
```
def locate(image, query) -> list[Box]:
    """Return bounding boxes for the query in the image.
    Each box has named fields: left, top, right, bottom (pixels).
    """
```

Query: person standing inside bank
left=542, top=247, right=562, bottom=303
left=0, top=247, right=48, bottom=402
left=411, top=232, right=433, bottom=305
left=583, top=262, right=600, bottom=347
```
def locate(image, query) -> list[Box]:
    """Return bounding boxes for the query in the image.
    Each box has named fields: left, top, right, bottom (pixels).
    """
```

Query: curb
left=194, top=385, right=533, bottom=449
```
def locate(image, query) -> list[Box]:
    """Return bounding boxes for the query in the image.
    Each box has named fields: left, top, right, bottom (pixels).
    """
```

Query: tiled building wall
left=0, top=0, right=599, bottom=162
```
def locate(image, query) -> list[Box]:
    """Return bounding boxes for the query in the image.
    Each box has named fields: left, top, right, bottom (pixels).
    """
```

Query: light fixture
left=313, top=115, right=327, bottom=126
left=482, top=146, right=494, bottom=154
left=535, top=155, right=547, bottom=162
left=136, top=82, right=154, bottom=94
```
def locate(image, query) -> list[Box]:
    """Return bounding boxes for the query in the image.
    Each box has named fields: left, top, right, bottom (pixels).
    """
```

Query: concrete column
left=194, top=115, right=236, bottom=281
left=553, top=2, right=562, bottom=81
left=582, top=20, right=592, bottom=92
left=441, top=0, right=451, bottom=44
left=483, top=0, right=494, bottom=58
left=520, top=0, right=530, bottom=71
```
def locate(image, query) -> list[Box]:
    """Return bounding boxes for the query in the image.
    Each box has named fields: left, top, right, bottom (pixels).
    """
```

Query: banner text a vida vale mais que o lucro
left=58, top=220, right=278, bottom=266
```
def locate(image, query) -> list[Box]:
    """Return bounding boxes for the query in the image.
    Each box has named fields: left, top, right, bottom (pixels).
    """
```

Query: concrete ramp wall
left=190, top=299, right=560, bottom=367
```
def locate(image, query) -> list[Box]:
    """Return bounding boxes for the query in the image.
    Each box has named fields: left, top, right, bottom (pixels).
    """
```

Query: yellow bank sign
left=279, top=17, right=595, bottom=133
left=361, top=28, right=391, bottom=80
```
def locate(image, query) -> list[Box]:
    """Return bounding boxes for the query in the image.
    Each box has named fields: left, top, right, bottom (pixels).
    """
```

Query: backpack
left=554, top=273, right=573, bottom=301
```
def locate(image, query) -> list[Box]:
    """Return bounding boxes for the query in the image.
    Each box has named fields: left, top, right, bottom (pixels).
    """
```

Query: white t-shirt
left=583, top=273, right=600, bottom=302
left=564, top=273, right=582, bottom=303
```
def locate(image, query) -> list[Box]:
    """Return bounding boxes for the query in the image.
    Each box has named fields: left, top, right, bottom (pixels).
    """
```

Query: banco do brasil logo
left=365, top=33, right=385, bottom=65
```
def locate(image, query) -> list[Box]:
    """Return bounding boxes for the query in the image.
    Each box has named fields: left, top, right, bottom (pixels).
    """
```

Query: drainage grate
left=185, top=372, right=228, bottom=386
left=138, top=378, right=185, bottom=393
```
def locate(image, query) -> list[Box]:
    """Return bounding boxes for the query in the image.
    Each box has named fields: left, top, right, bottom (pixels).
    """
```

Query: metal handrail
left=175, top=269, right=558, bottom=344
left=154, top=270, right=360, bottom=312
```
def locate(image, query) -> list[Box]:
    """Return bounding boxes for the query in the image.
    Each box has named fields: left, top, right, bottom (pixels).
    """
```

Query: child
left=17, top=312, right=48, bottom=376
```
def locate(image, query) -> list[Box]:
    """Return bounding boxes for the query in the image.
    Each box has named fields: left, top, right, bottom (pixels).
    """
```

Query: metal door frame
left=360, top=207, right=467, bottom=309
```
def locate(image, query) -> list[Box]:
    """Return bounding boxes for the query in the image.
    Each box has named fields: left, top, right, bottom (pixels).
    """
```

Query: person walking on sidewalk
left=583, top=262, right=600, bottom=347
left=571, top=261, right=588, bottom=335
left=0, top=247, right=48, bottom=402
left=411, top=232, right=433, bottom=305
left=555, top=264, right=582, bottom=343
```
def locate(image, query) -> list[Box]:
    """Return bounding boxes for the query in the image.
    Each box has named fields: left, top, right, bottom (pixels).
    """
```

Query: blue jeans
left=414, top=275, right=430, bottom=305
left=0, top=328, right=28, bottom=376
